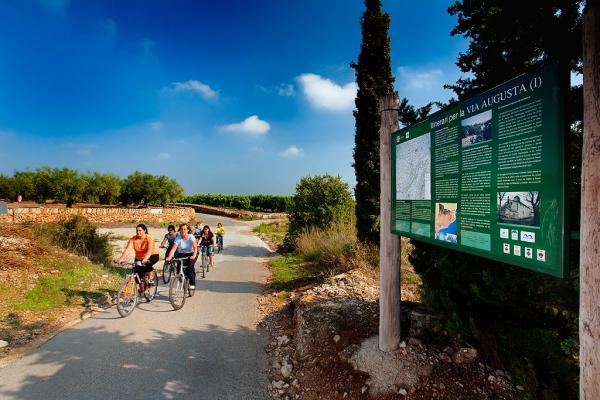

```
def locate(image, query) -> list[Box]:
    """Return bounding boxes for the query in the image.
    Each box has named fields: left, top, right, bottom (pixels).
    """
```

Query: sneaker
left=189, top=285, right=195, bottom=290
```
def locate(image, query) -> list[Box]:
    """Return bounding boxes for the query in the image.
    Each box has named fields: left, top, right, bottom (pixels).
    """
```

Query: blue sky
left=0, top=0, right=468, bottom=195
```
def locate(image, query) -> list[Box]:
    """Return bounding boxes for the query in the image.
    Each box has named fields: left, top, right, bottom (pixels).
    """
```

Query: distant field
left=182, top=194, right=292, bottom=213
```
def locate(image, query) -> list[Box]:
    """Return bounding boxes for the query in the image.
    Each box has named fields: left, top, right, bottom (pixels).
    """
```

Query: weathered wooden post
left=580, top=0, right=600, bottom=398
left=379, top=94, right=401, bottom=351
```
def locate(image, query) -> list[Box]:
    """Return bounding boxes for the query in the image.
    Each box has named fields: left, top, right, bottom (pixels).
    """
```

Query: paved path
left=0, top=214, right=271, bottom=400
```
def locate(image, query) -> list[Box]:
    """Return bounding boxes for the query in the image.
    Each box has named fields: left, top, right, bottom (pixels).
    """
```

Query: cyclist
left=115, top=223, right=160, bottom=283
left=193, top=222, right=203, bottom=240
left=215, top=222, right=225, bottom=250
left=166, top=223, right=198, bottom=289
left=160, top=224, right=177, bottom=256
left=200, top=225, right=216, bottom=269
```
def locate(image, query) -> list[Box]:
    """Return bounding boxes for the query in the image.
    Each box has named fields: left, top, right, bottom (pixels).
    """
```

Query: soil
left=0, top=224, right=114, bottom=364
left=257, top=262, right=522, bottom=400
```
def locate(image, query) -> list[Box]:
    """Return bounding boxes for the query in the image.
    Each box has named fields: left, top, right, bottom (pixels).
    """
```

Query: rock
left=417, top=365, right=433, bottom=378
left=272, top=380, right=286, bottom=389
left=361, top=386, right=368, bottom=394
left=291, top=379, right=299, bottom=388
left=0, top=340, right=8, bottom=348
left=399, top=341, right=406, bottom=348
left=443, top=346, right=454, bottom=355
left=398, top=388, right=408, bottom=396
left=408, top=337, right=422, bottom=346
left=281, top=361, right=293, bottom=378
left=452, top=347, right=478, bottom=364
left=516, top=385, right=524, bottom=391
left=277, top=335, right=290, bottom=347
left=333, top=334, right=341, bottom=343
left=349, top=336, right=419, bottom=396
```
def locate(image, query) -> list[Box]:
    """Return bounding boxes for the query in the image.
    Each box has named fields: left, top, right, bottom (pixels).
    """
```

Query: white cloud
left=279, top=145, right=303, bottom=158
left=65, top=143, right=95, bottom=157
left=167, top=80, right=218, bottom=100
left=146, top=121, right=164, bottom=131
left=219, top=115, right=270, bottom=136
left=297, top=73, right=357, bottom=111
left=277, top=84, right=295, bottom=97
left=397, top=67, right=444, bottom=90
left=156, top=152, right=171, bottom=161
left=100, top=18, right=118, bottom=42
left=395, top=64, right=461, bottom=108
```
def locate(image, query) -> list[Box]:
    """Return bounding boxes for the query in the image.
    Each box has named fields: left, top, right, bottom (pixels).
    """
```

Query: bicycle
left=116, top=261, right=158, bottom=318
left=160, top=246, right=174, bottom=284
left=199, top=245, right=214, bottom=278
left=168, top=257, right=196, bottom=310
left=216, top=235, right=223, bottom=253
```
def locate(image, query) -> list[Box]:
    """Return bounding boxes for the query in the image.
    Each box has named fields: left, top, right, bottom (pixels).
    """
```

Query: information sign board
left=392, top=64, right=567, bottom=277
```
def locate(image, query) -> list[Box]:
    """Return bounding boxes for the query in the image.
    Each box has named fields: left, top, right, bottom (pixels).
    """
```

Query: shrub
left=287, top=174, right=354, bottom=242
left=35, top=216, right=112, bottom=266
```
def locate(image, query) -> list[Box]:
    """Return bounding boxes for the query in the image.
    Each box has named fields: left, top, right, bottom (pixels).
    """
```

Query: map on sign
left=395, top=132, right=431, bottom=200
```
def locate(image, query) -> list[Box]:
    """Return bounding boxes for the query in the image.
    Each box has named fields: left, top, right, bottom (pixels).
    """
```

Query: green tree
left=87, top=172, right=122, bottom=204
left=50, top=168, right=87, bottom=207
left=12, top=171, right=36, bottom=200
left=351, top=0, right=395, bottom=245
left=287, top=174, right=353, bottom=239
left=0, top=175, right=15, bottom=200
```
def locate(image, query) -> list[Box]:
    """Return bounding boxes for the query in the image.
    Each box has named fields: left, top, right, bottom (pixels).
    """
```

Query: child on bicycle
left=160, top=224, right=177, bottom=257
left=215, top=223, right=225, bottom=250
left=166, top=223, right=198, bottom=290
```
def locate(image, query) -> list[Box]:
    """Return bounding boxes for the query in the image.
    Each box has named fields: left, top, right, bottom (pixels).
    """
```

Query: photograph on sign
left=497, top=191, right=540, bottom=227
left=461, top=110, right=492, bottom=147
left=435, top=202, right=458, bottom=243
left=391, top=63, right=566, bottom=277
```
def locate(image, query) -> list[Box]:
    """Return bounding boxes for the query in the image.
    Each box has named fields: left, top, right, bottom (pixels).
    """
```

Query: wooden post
left=379, top=94, right=401, bottom=352
left=580, top=0, right=600, bottom=399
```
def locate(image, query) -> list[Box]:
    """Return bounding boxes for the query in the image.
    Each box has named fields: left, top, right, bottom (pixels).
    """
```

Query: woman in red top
left=115, top=224, right=160, bottom=281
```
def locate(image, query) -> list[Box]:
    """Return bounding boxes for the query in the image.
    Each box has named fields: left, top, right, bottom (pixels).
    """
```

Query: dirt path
left=0, top=213, right=272, bottom=400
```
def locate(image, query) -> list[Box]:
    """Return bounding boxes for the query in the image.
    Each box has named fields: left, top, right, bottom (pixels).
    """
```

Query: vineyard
left=182, top=193, right=292, bottom=213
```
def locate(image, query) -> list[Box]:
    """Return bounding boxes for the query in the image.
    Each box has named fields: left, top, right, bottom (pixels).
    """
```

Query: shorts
left=201, top=245, right=214, bottom=256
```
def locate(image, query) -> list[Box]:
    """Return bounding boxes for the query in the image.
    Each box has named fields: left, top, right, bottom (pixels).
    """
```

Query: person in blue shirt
left=166, top=223, right=198, bottom=289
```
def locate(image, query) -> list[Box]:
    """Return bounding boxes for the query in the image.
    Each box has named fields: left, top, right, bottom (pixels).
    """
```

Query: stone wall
left=0, top=205, right=195, bottom=224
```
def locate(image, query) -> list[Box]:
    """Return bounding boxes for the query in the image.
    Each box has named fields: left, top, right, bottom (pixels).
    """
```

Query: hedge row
left=182, top=193, right=292, bottom=213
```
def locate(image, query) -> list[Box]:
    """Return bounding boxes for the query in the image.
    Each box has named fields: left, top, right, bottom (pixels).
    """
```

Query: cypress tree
left=351, top=0, right=395, bottom=245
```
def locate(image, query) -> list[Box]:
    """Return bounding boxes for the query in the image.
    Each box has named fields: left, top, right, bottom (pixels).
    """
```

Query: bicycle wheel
left=200, top=255, right=206, bottom=278
left=162, top=261, right=172, bottom=284
left=116, top=275, right=138, bottom=317
left=144, top=271, right=158, bottom=302
left=169, top=275, right=186, bottom=310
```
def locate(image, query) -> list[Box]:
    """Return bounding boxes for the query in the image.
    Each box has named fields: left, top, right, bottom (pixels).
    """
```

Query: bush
left=286, top=174, right=354, bottom=243
left=35, top=216, right=112, bottom=266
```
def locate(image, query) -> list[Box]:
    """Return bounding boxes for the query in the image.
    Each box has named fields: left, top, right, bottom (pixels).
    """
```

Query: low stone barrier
left=174, top=202, right=287, bottom=220
left=0, top=205, right=195, bottom=224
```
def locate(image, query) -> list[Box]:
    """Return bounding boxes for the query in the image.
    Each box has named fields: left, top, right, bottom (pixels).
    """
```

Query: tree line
left=0, top=168, right=184, bottom=207
left=182, top=193, right=293, bottom=213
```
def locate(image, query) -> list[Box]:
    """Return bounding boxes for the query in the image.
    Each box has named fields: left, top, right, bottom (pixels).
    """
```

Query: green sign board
left=392, top=64, right=567, bottom=277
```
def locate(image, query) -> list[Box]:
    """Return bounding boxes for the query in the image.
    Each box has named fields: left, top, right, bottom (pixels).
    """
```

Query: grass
left=268, top=255, right=318, bottom=292
left=253, top=221, right=288, bottom=248
left=17, top=259, right=122, bottom=311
